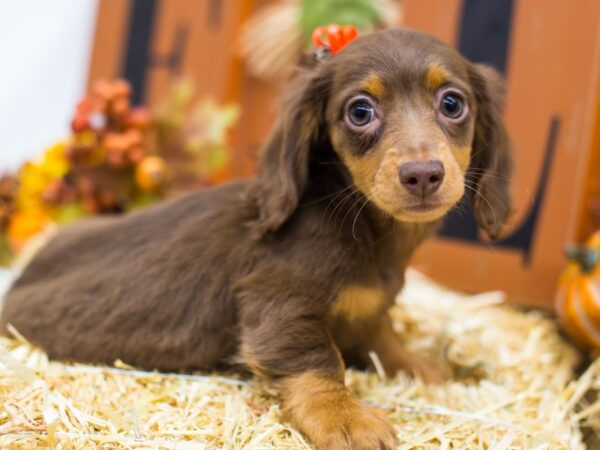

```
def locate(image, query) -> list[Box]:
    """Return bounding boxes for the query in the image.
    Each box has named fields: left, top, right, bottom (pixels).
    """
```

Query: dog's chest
left=330, top=284, right=393, bottom=323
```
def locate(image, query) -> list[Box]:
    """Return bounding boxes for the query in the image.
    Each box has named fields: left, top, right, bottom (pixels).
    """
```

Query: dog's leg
left=278, top=370, right=398, bottom=450
left=240, top=302, right=398, bottom=450
left=360, top=313, right=450, bottom=383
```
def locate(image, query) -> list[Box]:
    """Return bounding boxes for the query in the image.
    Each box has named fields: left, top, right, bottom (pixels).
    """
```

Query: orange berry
left=129, top=146, right=145, bottom=164
left=93, top=80, right=113, bottom=100
left=113, top=79, right=131, bottom=98
left=126, top=107, right=151, bottom=129
left=82, top=196, right=100, bottom=214
left=106, top=150, right=127, bottom=168
left=124, top=129, right=143, bottom=147
left=103, top=133, right=126, bottom=151
left=135, top=156, right=168, bottom=192
left=75, top=98, right=91, bottom=114
left=76, top=176, right=95, bottom=195
left=71, top=115, right=89, bottom=132
left=111, top=97, right=129, bottom=116
left=98, top=190, right=117, bottom=209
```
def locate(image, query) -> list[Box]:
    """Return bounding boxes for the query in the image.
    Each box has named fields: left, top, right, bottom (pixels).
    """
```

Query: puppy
left=1, top=29, right=511, bottom=450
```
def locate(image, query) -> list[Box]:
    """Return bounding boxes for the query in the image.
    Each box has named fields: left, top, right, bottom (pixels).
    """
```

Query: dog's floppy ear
left=468, top=64, right=513, bottom=240
left=250, top=67, right=332, bottom=236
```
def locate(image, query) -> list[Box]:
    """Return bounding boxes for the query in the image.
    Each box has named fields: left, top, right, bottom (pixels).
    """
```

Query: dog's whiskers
left=466, top=168, right=510, bottom=181
left=322, top=186, right=362, bottom=229
left=303, top=185, right=354, bottom=208
left=464, top=179, right=509, bottom=214
left=463, top=182, right=498, bottom=227
left=352, top=194, right=374, bottom=241
left=337, top=189, right=370, bottom=237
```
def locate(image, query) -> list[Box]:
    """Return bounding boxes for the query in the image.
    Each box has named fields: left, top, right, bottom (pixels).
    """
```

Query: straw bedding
left=1, top=269, right=599, bottom=449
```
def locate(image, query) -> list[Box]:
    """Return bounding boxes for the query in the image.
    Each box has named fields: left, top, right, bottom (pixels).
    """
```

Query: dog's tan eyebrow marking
left=360, top=74, right=386, bottom=98
left=426, top=64, right=450, bottom=90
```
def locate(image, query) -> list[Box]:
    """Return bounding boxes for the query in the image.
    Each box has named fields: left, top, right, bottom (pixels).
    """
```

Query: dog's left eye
left=440, top=95, right=463, bottom=117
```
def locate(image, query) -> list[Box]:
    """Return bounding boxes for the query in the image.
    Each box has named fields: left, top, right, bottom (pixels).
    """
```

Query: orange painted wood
left=87, top=0, right=132, bottom=83
left=407, top=0, right=600, bottom=307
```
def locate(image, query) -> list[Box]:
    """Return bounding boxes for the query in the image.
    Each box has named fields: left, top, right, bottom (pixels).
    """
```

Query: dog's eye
left=440, top=94, right=464, bottom=119
left=344, top=96, right=380, bottom=134
left=348, top=101, right=375, bottom=126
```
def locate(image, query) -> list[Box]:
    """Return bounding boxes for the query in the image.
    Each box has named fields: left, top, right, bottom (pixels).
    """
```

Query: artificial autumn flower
left=16, top=141, right=69, bottom=212
left=0, top=78, right=240, bottom=264
left=7, top=208, right=51, bottom=251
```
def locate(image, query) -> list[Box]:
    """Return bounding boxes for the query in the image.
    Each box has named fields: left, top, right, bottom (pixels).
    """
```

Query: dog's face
left=326, top=32, right=479, bottom=223
left=255, top=29, right=511, bottom=238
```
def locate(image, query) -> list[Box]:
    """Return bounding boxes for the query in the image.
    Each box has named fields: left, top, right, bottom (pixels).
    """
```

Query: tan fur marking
left=239, top=346, right=270, bottom=379
left=279, top=372, right=398, bottom=450
left=426, top=64, right=450, bottom=90
left=360, top=74, right=386, bottom=98
left=451, top=144, right=471, bottom=172
left=338, top=149, right=383, bottom=195
left=331, top=285, right=389, bottom=322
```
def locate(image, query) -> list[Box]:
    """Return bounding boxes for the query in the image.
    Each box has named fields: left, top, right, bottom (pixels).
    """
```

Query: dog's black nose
left=398, top=160, right=445, bottom=197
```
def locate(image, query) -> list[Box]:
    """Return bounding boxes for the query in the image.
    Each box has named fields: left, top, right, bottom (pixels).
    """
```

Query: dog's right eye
left=348, top=102, right=374, bottom=126
left=345, top=97, right=378, bottom=131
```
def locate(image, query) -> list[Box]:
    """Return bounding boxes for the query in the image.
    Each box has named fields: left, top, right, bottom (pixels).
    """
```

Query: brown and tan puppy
left=1, top=29, right=511, bottom=450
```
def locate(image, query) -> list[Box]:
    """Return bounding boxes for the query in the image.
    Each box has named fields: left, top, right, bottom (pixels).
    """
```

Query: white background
left=0, top=0, right=98, bottom=172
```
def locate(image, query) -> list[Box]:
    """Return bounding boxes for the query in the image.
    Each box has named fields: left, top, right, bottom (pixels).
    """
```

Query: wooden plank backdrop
left=86, top=0, right=600, bottom=307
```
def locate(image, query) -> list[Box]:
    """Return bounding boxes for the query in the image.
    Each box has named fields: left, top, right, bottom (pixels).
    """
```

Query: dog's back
left=1, top=181, right=253, bottom=370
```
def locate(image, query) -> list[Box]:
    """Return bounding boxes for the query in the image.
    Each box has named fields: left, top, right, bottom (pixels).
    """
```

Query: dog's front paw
left=405, top=353, right=451, bottom=384
left=281, top=372, right=398, bottom=450
left=313, top=402, right=398, bottom=450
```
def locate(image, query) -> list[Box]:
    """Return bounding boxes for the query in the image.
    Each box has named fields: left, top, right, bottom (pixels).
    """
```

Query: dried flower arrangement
left=0, top=79, right=239, bottom=265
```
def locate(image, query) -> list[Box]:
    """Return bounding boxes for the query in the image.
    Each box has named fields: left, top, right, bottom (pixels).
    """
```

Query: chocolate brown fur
left=1, top=29, right=511, bottom=450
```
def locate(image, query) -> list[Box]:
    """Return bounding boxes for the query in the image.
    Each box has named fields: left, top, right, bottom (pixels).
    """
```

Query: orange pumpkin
left=555, top=231, right=600, bottom=349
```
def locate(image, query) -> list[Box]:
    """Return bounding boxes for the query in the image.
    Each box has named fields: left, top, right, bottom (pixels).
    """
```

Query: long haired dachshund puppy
left=1, top=29, right=511, bottom=449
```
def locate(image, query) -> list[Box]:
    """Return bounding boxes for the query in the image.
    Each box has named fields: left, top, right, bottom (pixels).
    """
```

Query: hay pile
left=1, top=269, right=599, bottom=449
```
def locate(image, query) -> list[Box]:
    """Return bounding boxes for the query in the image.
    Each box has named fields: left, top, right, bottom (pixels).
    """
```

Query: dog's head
left=253, top=28, right=511, bottom=238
